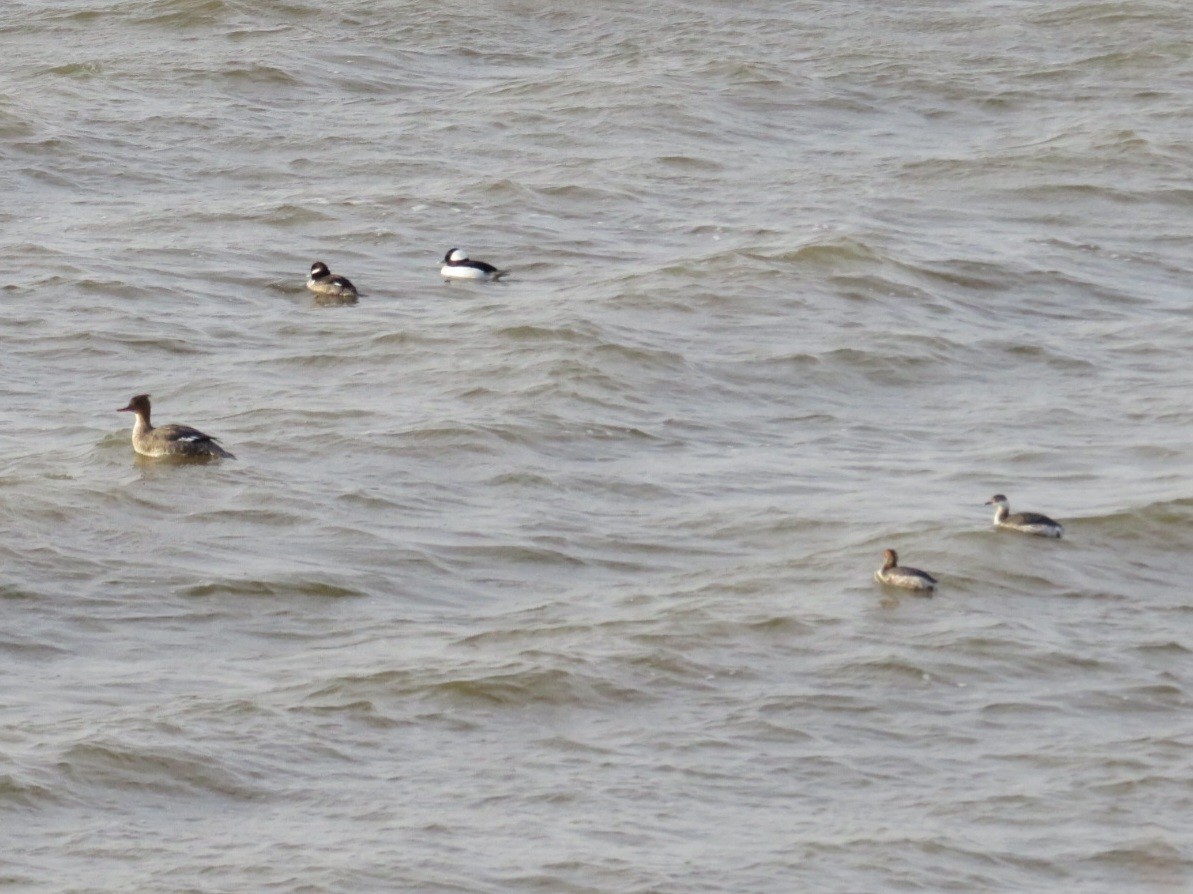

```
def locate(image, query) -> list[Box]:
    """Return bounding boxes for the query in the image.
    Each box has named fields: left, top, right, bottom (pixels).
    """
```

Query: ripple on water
left=303, top=662, right=650, bottom=712
left=181, top=576, right=368, bottom=600
left=3, top=0, right=1192, bottom=890
left=57, top=740, right=265, bottom=800
left=0, top=773, right=58, bottom=810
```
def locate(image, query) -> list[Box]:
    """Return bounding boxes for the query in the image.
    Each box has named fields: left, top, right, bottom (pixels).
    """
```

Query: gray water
left=2, top=1, right=1191, bottom=891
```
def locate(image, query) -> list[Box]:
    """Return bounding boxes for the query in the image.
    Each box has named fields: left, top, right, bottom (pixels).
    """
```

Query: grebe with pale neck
left=306, top=261, right=358, bottom=303
left=984, top=494, right=1064, bottom=538
left=440, top=247, right=508, bottom=282
left=118, top=394, right=235, bottom=460
left=874, top=549, right=937, bottom=593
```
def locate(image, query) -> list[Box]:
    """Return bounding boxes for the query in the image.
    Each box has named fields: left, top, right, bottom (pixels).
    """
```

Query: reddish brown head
left=119, top=394, right=151, bottom=417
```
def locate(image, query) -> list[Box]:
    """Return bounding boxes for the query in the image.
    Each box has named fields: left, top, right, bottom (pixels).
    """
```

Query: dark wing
left=1010, top=511, right=1058, bottom=526
left=160, top=424, right=215, bottom=443
left=159, top=424, right=234, bottom=458
left=472, top=260, right=499, bottom=274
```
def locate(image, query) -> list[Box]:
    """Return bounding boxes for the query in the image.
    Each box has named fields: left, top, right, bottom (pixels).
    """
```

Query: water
left=2, top=1, right=1191, bottom=890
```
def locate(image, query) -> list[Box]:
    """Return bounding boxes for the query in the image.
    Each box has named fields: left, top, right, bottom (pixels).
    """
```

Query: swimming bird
left=874, top=548, right=938, bottom=593
left=440, top=247, right=508, bottom=282
left=118, top=394, right=235, bottom=460
left=306, top=261, right=358, bottom=303
left=985, top=494, right=1063, bottom=538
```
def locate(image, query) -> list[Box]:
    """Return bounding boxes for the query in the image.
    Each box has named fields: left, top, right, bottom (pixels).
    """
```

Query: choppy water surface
left=2, top=0, right=1191, bottom=890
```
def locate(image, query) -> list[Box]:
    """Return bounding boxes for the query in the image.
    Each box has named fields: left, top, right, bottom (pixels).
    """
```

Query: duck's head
left=119, top=394, right=151, bottom=416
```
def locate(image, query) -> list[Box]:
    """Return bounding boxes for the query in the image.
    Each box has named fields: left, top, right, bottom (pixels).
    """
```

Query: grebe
left=985, top=494, right=1063, bottom=538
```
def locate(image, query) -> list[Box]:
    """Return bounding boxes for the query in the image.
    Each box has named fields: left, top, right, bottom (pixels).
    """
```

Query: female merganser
left=874, top=548, right=937, bottom=593
left=306, top=261, right=358, bottom=303
left=985, top=494, right=1063, bottom=538
left=118, top=394, right=235, bottom=460
left=440, top=248, right=507, bottom=282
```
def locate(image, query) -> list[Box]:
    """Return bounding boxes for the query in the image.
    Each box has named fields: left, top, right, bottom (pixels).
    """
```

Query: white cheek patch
left=449, top=249, right=468, bottom=262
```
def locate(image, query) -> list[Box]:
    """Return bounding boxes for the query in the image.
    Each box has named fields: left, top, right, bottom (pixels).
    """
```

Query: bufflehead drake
left=874, top=548, right=938, bottom=593
left=118, top=394, right=235, bottom=460
left=306, top=261, right=358, bottom=304
left=985, top=494, right=1063, bottom=538
left=440, top=248, right=507, bottom=282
